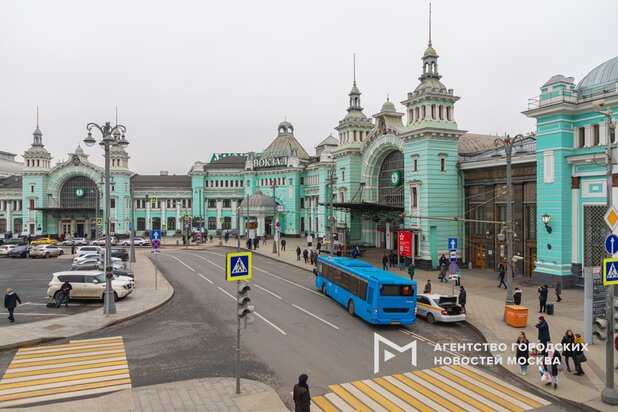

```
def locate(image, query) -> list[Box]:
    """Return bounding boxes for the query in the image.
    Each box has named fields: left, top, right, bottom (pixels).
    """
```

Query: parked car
left=110, top=248, right=129, bottom=261
left=73, top=253, right=103, bottom=264
left=70, top=259, right=125, bottom=271
left=8, top=245, right=32, bottom=258
left=61, top=237, right=89, bottom=246
left=91, top=236, right=119, bottom=246
left=75, top=246, right=102, bottom=255
left=416, top=294, right=466, bottom=324
left=0, top=245, right=16, bottom=257
left=121, top=238, right=149, bottom=246
left=47, top=271, right=134, bottom=302
left=30, top=237, right=58, bottom=246
left=70, top=265, right=134, bottom=279
left=30, top=244, right=64, bottom=258
left=5, top=238, right=28, bottom=246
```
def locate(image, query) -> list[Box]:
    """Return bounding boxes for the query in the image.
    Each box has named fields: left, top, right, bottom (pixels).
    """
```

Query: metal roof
left=130, top=174, right=191, bottom=188
left=204, top=156, right=247, bottom=170
left=576, top=56, right=618, bottom=97
left=0, top=175, right=22, bottom=189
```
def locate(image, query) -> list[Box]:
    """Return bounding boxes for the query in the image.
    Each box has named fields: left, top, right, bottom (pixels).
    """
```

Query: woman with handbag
left=543, top=344, right=562, bottom=389
left=572, top=333, right=586, bottom=375
left=560, top=330, right=575, bottom=372
left=516, top=332, right=530, bottom=375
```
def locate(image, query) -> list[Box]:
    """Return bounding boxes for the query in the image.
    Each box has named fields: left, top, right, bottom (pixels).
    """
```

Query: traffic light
left=593, top=318, right=608, bottom=341
left=237, top=281, right=254, bottom=327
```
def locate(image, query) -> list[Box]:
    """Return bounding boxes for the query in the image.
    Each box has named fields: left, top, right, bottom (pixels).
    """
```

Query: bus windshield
left=380, top=284, right=415, bottom=296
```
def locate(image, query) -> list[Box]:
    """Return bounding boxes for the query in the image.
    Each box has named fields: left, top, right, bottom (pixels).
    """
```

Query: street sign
left=275, top=221, right=281, bottom=228
left=448, top=262, right=459, bottom=274
left=604, top=206, right=618, bottom=230
left=151, top=239, right=161, bottom=249
left=602, top=258, right=618, bottom=286
left=150, top=230, right=161, bottom=241
left=449, top=250, right=457, bottom=262
left=448, top=238, right=458, bottom=250
left=398, top=231, right=412, bottom=257
left=605, top=234, right=618, bottom=255
left=226, top=252, right=252, bottom=281
left=96, top=218, right=103, bottom=227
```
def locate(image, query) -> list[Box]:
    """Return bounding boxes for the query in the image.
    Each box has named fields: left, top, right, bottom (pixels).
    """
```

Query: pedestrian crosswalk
left=0, top=336, right=131, bottom=408
left=312, top=365, right=551, bottom=412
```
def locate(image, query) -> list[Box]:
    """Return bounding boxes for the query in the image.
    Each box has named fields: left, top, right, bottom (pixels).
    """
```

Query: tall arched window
left=167, top=217, right=176, bottom=231
left=378, top=151, right=404, bottom=207
left=137, top=218, right=146, bottom=231
left=152, top=217, right=161, bottom=230
left=60, top=176, right=98, bottom=208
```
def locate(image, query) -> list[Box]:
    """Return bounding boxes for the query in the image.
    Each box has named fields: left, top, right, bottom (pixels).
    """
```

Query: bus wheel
left=321, top=284, right=327, bottom=295
left=348, top=300, right=355, bottom=316
left=427, top=313, right=436, bottom=324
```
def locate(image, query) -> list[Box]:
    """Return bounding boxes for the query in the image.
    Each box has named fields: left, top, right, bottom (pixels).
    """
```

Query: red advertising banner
left=398, top=231, right=412, bottom=257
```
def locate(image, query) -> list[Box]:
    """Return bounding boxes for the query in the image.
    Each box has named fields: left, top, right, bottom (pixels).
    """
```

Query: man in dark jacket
left=536, top=316, right=550, bottom=355
left=59, top=280, right=73, bottom=307
left=458, top=286, right=467, bottom=312
left=538, top=285, right=548, bottom=313
left=4, top=288, right=22, bottom=323
left=382, top=253, right=388, bottom=270
left=497, top=263, right=507, bottom=289
left=293, top=373, right=311, bottom=412
left=280, top=238, right=286, bottom=251
left=439, top=254, right=448, bottom=268
left=296, top=246, right=301, bottom=261
left=555, top=281, right=562, bottom=302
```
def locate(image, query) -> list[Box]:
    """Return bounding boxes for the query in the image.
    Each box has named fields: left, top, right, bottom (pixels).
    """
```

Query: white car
left=121, top=238, right=149, bottom=246
left=47, top=271, right=133, bottom=301
left=75, top=246, right=102, bottom=255
left=92, top=236, right=119, bottom=246
left=73, top=254, right=124, bottom=267
left=61, top=237, right=89, bottom=246
left=0, top=245, right=16, bottom=257
left=29, top=244, right=64, bottom=258
left=416, top=294, right=466, bottom=324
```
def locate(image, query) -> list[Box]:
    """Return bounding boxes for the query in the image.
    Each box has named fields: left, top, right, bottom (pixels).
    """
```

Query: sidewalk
left=199, top=235, right=618, bottom=412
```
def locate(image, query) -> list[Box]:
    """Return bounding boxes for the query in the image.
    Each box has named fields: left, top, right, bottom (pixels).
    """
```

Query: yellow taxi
left=30, top=237, right=58, bottom=246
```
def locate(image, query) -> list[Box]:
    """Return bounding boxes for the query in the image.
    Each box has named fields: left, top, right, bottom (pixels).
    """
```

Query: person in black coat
left=543, top=345, right=562, bottom=389
left=536, top=316, right=551, bottom=355
left=382, top=254, right=389, bottom=271
left=458, top=286, right=467, bottom=312
left=516, top=331, right=530, bottom=375
left=538, top=284, right=548, bottom=313
left=4, top=288, right=22, bottom=323
left=293, top=373, right=311, bottom=412
left=296, top=246, right=301, bottom=261
left=439, top=254, right=448, bottom=268
left=302, top=248, right=309, bottom=264
left=513, top=287, right=522, bottom=305
left=560, top=330, right=575, bottom=372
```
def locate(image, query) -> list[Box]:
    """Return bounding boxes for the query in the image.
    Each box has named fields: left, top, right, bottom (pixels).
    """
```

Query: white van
left=47, top=271, right=133, bottom=301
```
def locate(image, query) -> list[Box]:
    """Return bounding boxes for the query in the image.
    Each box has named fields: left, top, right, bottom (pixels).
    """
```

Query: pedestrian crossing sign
left=226, top=252, right=252, bottom=281
left=602, top=257, right=618, bottom=286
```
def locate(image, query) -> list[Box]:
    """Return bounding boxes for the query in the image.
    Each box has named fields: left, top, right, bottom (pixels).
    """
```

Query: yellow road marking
left=8, top=353, right=126, bottom=369
left=433, top=367, right=524, bottom=412
left=413, top=370, right=494, bottom=412
left=0, top=378, right=131, bottom=402
left=393, top=374, right=464, bottom=412
left=450, top=365, right=544, bottom=409
left=351, top=380, right=404, bottom=412
left=16, top=338, right=123, bottom=352
left=0, top=369, right=129, bottom=390
left=373, top=377, right=432, bottom=412
left=2, top=360, right=128, bottom=379
left=13, top=345, right=125, bottom=360
left=329, top=384, right=372, bottom=412
left=313, top=395, right=340, bottom=412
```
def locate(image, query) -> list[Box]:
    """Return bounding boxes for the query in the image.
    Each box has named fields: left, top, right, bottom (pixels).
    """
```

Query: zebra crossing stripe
left=394, top=373, right=465, bottom=412
left=328, top=384, right=372, bottom=412
left=412, top=370, right=495, bottom=412
left=373, top=376, right=433, bottom=412
left=350, top=380, right=404, bottom=412
left=312, top=394, right=339, bottom=412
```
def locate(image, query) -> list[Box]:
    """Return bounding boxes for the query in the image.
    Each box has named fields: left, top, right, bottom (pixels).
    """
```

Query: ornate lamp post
left=83, top=121, right=128, bottom=316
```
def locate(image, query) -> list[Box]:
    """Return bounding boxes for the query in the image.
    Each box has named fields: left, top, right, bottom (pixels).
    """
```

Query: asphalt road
left=1, top=247, right=577, bottom=410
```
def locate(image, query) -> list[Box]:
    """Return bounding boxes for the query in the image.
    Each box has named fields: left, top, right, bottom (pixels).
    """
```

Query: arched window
left=60, top=176, right=98, bottom=208
left=152, top=217, right=161, bottom=230
left=378, top=151, right=404, bottom=208
left=137, top=218, right=146, bottom=231
left=167, top=217, right=176, bottom=231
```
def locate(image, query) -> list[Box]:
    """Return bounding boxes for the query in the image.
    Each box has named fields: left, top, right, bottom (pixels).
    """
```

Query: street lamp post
left=271, top=182, right=278, bottom=254
left=494, top=134, right=526, bottom=309
left=84, top=121, right=128, bottom=316
left=129, top=184, right=136, bottom=265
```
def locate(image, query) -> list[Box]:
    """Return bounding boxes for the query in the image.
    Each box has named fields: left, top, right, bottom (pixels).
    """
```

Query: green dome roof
left=576, top=56, right=618, bottom=97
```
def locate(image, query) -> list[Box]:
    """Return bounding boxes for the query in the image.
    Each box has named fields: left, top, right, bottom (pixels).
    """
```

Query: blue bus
left=315, top=255, right=417, bottom=325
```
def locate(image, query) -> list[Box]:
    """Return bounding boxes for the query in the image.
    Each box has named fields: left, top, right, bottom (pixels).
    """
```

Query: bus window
left=358, top=281, right=368, bottom=300
left=366, top=286, right=374, bottom=303
left=380, top=285, right=415, bottom=296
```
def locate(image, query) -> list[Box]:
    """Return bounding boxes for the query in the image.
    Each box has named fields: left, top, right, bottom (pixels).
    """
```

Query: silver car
left=416, top=294, right=466, bottom=324
left=30, top=245, right=64, bottom=258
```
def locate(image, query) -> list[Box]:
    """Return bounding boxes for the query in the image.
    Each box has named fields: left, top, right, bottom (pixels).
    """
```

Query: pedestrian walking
left=263, top=233, right=267, bottom=245
left=560, top=330, right=575, bottom=372
left=516, top=331, right=530, bottom=375
left=572, top=333, right=586, bottom=375
left=513, top=287, right=522, bottom=305
left=455, top=269, right=461, bottom=286
left=303, top=248, right=309, bottom=264
left=458, top=286, right=467, bottom=312
left=423, top=279, right=432, bottom=294
left=439, top=254, right=448, bottom=269
left=246, top=238, right=252, bottom=250
left=408, top=262, right=415, bottom=281
left=538, top=284, right=548, bottom=313
left=382, top=253, right=388, bottom=270
left=536, top=316, right=550, bottom=355
left=309, top=250, right=315, bottom=265
left=497, top=263, right=507, bottom=289
left=316, top=242, right=322, bottom=254
left=399, top=254, right=405, bottom=271
left=281, top=238, right=286, bottom=251
left=615, top=335, right=618, bottom=369
left=543, top=344, right=561, bottom=389
left=389, top=252, right=396, bottom=268
left=4, top=288, right=21, bottom=323
left=293, top=373, right=311, bottom=412
left=555, top=281, right=562, bottom=302
left=352, top=246, right=359, bottom=259
left=254, top=236, right=259, bottom=249
left=439, top=263, right=447, bottom=282
left=296, top=246, right=301, bottom=261
left=58, top=280, right=72, bottom=307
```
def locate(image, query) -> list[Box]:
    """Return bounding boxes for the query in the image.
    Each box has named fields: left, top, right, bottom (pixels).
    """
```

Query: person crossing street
left=4, top=288, right=22, bottom=323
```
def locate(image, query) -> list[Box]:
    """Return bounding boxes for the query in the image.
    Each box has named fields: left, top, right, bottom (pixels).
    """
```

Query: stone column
left=216, top=199, right=222, bottom=230
left=146, top=200, right=151, bottom=230
left=6, top=202, right=12, bottom=233
left=232, top=200, right=238, bottom=230
left=385, top=221, right=391, bottom=250
left=176, top=203, right=181, bottom=233
left=161, top=199, right=166, bottom=234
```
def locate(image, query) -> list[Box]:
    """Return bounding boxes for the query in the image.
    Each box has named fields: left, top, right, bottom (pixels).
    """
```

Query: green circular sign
left=75, top=188, right=85, bottom=198
left=390, top=170, right=402, bottom=187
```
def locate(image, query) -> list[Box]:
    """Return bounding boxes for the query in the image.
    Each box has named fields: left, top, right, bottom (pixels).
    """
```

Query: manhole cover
left=42, top=324, right=64, bottom=330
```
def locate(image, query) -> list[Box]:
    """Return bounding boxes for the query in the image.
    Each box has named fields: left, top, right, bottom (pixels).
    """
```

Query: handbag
left=556, top=361, right=564, bottom=372
left=541, top=371, right=550, bottom=383
left=575, top=353, right=587, bottom=363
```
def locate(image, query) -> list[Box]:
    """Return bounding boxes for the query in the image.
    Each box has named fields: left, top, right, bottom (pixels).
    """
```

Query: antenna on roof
left=387, top=93, right=390, bottom=101
left=36, top=106, right=39, bottom=128
left=428, top=2, right=432, bottom=46
left=115, top=106, right=118, bottom=125
left=353, top=53, right=356, bottom=86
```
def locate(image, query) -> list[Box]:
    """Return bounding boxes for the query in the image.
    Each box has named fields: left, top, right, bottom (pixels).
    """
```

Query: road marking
left=197, top=273, right=214, bottom=284
left=164, top=254, right=196, bottom=272
left=188, top=253, right=224, bottom=270
left=216, top=287, right=287, bottom=335
left=0, top=312, right=69, bottom=317
left=254, top=284, right=281, bottom=299
left=217, top=287, right=235, bottom=300
left=292, top=304, right=339, bottom=330
left=254, top=267, right=324, bottom=297
left=0, top=336, right=131, bottom=408
left=313, top=394, right=341, bottom=412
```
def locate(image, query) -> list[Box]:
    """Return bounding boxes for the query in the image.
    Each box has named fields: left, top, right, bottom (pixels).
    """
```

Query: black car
left=110, top=248, right=129, bottom=261
left=8, top=245, right=32, bottom=258
left=5, top=238, right=28, bottom=246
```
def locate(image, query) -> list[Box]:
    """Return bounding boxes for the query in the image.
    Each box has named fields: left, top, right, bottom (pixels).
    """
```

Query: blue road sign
left=605, top=234, right=618, bottom=255
left=226, top=252, right=252, bottom=281
left=448, top=262, right=459, bottom=274
left=603, top=258, right=618, bottom=286
left=449, top=250, right=457, bottom=262
left=150, top=230, right=161, bottom=241
left=151, top=239, right=161, bottom=249
left=448, top=238, right=458, bottom=250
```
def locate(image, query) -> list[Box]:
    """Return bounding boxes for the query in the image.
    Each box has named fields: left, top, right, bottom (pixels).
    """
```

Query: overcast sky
left=1, top=0, right=617, bottom=175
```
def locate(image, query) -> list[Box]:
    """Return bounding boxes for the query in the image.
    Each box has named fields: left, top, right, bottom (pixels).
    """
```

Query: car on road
left=29, top=244, right=64, bottom=258
left=30, top=237, right=58, bottom=246
left=0, top=245, right=16, bottom=257
left=73, top=253, right=103, bottom=264
left=8, top=245, right=32, bottom=258
left=61, top=237, right=89, bottom=246
left=121, top=238, right=149, bottom=246
left=70, top=265, right=134, bottom=279
left=75, top=246, right=102, bottom=255
left=5, top=238, right=28, bottom=246
left=91, top=236, right=119, bottom=246
left=416, top=294, right=466, bottom=324
left=110, top=247, right=129, bottom=261
left=47, top=271, right=134, bottom=302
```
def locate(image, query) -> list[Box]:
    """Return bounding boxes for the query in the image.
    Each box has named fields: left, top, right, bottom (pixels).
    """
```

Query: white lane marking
left=324, top=393, right=355, bottom=412
left=216, top=287, right=286, bottom=335
left=399, top=328, right=464, bottom=358
left=7, top=357, right=128, bottom=373
left=21, top=302, right=48, bottom=306
left=340, top=382, right=388, bottom=412
left=217, top=287, right=235, bottom=300
left=254, top=267, right=324, bottom=297
left=362, top=379, right=421, bottom=411
left=292, top=304, right=339, bottom=330
left=254, top=284, right=282, bottom=299
left=183, top=253, right=224, bottom=270
left=197, top=273, right=214, bottom=284
left=1, top=364, right=129, bottom=384
left=382, top=375, right=447, bottom=411
left=164, top=254, right=195, bottom=272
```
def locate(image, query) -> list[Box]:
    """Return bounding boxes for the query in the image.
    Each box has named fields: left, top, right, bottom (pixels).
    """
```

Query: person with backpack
left=538, top=284, right=548, bottom=313
left=4, top=288, right=21, bottom=323
left=59, top=280, right=72, bottom=307
left=296, top=246, right=301, bottom=261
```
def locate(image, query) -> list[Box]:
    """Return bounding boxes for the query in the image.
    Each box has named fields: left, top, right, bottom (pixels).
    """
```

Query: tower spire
left=36, top=106, right=39, bottom=129
left=428, top=2, right=432, bottom=46
left=353, top=53, right=356, bottom=86
left=115, top=106, right=118, bottom=125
